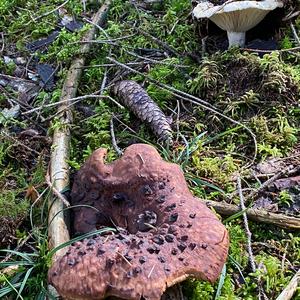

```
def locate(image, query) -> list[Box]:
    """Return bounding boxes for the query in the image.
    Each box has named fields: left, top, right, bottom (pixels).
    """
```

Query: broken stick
left=202, top=199, right=300, bottom=230
left=48, top=0, right=111, bottom=261
left=276, top=269, right=300, bottom=300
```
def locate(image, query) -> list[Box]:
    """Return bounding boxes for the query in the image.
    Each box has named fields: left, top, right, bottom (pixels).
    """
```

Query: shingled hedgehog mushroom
left=193, top=0, right=284, bottom=48
left=48, top=144, right=229, bottom=300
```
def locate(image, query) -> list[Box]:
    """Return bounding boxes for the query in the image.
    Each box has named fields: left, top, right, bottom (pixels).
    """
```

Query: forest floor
left=0, top=0, right=300, bottom=299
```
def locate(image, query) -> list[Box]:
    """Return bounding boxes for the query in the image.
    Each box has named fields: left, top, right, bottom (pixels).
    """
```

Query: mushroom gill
left=193, top=0, right=284, bottom=48
left=48, top=144, right=229, bottom=300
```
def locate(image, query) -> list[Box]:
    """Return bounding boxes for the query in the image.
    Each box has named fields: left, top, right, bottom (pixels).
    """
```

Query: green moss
left=255, top=253, right=291, bottom=296
left=227, top=224, right=248, bottom=268
left=0, top=190, right=29, bottom=219
left=39, top=25, right=90, bottom=63
left=191, top=153, right=238, bottom=193
left=182, top=279, right=215, bottom=300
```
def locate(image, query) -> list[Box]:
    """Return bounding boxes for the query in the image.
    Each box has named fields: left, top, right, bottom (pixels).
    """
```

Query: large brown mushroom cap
left=49, top=144, right=229, bottom=300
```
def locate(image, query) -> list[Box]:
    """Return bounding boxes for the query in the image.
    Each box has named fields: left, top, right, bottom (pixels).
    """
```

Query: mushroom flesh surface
left=48, top=144, right=229, bottom=300
left=193, top=0, right=284, bottom=48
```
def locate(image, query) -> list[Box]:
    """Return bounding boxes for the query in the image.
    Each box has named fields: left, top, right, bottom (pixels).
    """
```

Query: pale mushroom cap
left=193, top=0, right=284, bottom=32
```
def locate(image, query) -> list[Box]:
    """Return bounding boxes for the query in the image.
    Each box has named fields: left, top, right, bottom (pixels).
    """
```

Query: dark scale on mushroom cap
left=112, top=192, right=128, bottom=203
left=169, top=213, right=178, bottom=223
left=136, top=210, right=157, bottom=232
left=168, top=225, right=178, bottom=235
left=97, top=248, right=105, bottom=256
left=165, top=203, right=176, bottom=212
left=165, top=234, right=175, bottom=243
left=147, top=245, right=160, bottom=255
left=158, top=256, right=166, bottom=263
left=78, top=250, right=86, bottom=256
left=139, top=256, right=147, bottom=264
left=201, top=243, right=208, bottom=249
left=189, top=213, right=196, bottom=219
left=124, top=254, right=133, bottom=261
left=49, top=144, right=229, bottom=300
left=158, top=182, right=166, bottom=190
left=181, top=235, right=188, bottom=242
left=67, top=258, right=76, bottom=266
left=171, top=248, right=178, bottom=255
left=142, top=185, right=153, bottom=196
left=156, top=195, right=166, bottom=203
left=153, top=235, right=164, bottom=245
left=177, top=243, right=187, bottom=252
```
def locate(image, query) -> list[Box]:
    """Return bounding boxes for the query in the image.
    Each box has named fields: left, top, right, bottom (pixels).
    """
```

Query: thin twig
left=113, top=115, right=137, bottom=134
left=82, top=0, right=86, bottom=12
left=71, top=35, right=136, bottom=45
left=83, top=17, right=110, bottom=39
left=0, top=32, right=4, bottom=53
left=242, top=46, right=300, bottom=53
left=46, top=168, right=70, bottom=207
left=237, top=176, right=256, bottom=272
left=246, top=165, right=295, bottom=202
left=116, top=251, right=132, bottom=266
left=32, top=0, right=69, bottom=22
left=2, top=131, right=42, bottom=156
left=290, top=23, right=300, bottom=45
left=110, top=115, right=123, bottom=156
left=135, top=28, right=180, bottom=57
left=124, top=49, right=190, bottom=68
left=0, top=233, right=32, bottom=264
left=22, top=94, right=103, bottom=115
left=100, top=69, right=108, bottom=95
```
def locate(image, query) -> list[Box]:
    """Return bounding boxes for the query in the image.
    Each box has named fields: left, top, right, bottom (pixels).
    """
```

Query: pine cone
left=111, top=80, right=173, bottom=143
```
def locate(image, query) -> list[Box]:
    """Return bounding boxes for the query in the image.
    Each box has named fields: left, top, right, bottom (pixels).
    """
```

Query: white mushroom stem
left=227, top=31, right=246, bottom=48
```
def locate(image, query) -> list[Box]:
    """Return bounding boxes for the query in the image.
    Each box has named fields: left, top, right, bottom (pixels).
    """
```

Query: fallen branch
left=202, top=199, right=300, bottom=230
left=48, top=0, right=111, bottom=261
left=245, top=165, right=296, bottom=203
left=242, top=46, right=300, bottom=53
left=276, top=269, right=300, bottom=300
